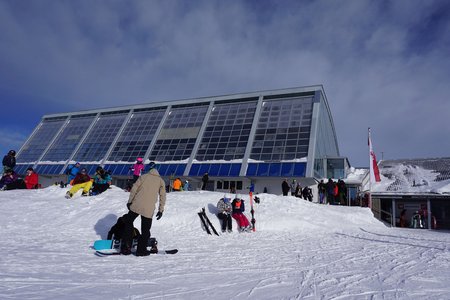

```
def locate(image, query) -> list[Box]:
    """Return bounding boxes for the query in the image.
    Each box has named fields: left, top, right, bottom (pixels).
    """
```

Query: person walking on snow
left=65, top=168, right=92, bottom=198
left=217, top=194, right=233, bottom=233
left=231, top=194, right=252, bottom=232
left=121, top=162, right=166, bottom=256
left=201, top=172, right=209, bottom=190
left=130, top=157, right=145, bottom=184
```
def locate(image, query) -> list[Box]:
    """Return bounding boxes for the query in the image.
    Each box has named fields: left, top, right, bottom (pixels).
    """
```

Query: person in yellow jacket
left=172, top=177, right=183, bottom=191
left=121, top=162, right=166, bottom=256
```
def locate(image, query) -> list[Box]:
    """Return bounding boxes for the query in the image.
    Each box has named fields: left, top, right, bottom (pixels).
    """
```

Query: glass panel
left=256, top=163, right=269, bottom=176
left=250, top=96, right=313, bottom=162
left=74, top=113, right=127, bottom=162
left=149, top=106, right=208, bottom=161
left=218, top=164, right=231, bottom=176
left=17, top=118, right=66, bottom=163
left=229, top=164, right=241, bottom=176
left=42, top=116, right=96, bottom=162
left=269, top=163, right=282, bottom=176
left=189, top=164, right=200, bottom=176
left=246, top=163, right=257, bottom=176
left=108, top=109, right=166, bottom=162
left=209, top=164, right=220, bottom=176
left=195, top=101, right=257, bottom=161
left=293, top=163, right=306, bottom=176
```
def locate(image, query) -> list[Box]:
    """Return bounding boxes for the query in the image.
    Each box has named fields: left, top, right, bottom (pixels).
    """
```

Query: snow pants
left=122, top=210, right=152, bottom=254
left=232, top=213, right=250, bottom=228
left=69, top=181, right=93, bottom=195
left=217, top=212, right=232, bottom=231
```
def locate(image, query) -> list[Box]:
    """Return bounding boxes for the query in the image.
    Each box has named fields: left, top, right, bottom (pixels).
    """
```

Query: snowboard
left=95, top=249, right=178, bottom=256
left=93, top=238, right=156, bottom=251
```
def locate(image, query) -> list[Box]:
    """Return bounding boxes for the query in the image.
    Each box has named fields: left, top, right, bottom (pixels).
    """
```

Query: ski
left=198, top=211, right=211, bottom=235
left=249, top=183, right=256, bottom=232
left=95, top=249, right=178, bottom=257
left=201, top=207, right=219, bottom=236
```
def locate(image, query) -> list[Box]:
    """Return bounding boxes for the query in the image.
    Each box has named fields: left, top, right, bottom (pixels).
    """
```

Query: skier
left=231, top=194, right=252, bottom=232
left=65, top=162, right=81, bottom=185
left=2, top=150, right=16, bottom=173
left=24, top=167, right=39, bottom=189
left=130, top=157, right=145, bottom=184
left=217, top=194, right=233, bottom=233
left=281, top=178, right=290, bottom=196
left=65, top=168, right=92, bottom=198
left=121, top=162, right=166, bottom=256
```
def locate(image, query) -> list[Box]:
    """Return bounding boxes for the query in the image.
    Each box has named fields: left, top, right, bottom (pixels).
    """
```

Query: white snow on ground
left=0, top=186, right=449, bottom=299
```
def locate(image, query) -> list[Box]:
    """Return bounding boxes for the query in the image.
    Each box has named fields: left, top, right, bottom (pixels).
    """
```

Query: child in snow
left=231, top=194, right=252, bottom=232
left=217, top=194, right=233, bottom=233
left=65, top=168, right=92, bottom=198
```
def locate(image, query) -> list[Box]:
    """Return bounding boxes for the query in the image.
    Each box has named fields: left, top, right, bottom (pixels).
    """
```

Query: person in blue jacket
left=65, top=162, right=81, bottom=185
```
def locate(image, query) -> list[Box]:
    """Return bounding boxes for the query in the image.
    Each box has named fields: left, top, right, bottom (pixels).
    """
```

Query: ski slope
left=0, top=186, right=449, bottom=299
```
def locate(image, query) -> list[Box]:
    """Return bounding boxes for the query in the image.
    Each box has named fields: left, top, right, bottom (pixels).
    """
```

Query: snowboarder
left=107, top=214, right=141, bottom=241
left=2, top=150, right=16, bottom=173
left=231, top=194, right=252, bottom=232
left=65, top=168, right=92, bottom=198
left=121, top=162, right=166, bottom=256
left=217, top=194, right=233, bottom=233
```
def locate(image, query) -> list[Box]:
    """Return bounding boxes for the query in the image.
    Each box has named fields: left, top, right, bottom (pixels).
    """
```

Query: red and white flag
left=368, top=127, right=381, bottom=184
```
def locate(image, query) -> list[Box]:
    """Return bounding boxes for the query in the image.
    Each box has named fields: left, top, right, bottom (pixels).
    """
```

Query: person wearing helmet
left=65, top=168, right=93, bottom=198
left=91, top=166, right=112, bottom=196
left=130, top=157, right=145, bottom=184
left=217, top=194, right=233, bottom=233
left=231, top=194, right=252, bottom=232
left=2, top=150, right=16, bottom=173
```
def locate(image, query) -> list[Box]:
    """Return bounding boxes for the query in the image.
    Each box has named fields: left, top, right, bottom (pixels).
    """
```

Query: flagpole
left=368, top=127, right=372, bottom=209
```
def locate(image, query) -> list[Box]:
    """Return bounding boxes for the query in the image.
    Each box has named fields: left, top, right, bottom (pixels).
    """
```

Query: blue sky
left=1, top=0, right=449, bottom=167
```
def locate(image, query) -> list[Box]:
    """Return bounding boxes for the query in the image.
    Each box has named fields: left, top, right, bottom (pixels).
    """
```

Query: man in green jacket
left=121, top=163, right=166, bottom=256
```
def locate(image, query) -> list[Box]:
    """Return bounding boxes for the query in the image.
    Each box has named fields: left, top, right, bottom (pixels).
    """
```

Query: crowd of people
left=281, top=178, right=313, bottom=201
left=1, top=150, right=40, bottom=191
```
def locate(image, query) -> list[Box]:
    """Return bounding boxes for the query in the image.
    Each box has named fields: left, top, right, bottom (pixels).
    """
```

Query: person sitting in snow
left=90, top=166, right=111, bottom=196
left=231, top=194, right=252, bottom=232
left=24, top=167, right=39, bottom=189
left=217, top=194, right=233, bottom=233
left=65, top=168, right=92, bottom=198
left=0, top=169, right=25, bottom=190
left=107, top=214, right=141, bottom=241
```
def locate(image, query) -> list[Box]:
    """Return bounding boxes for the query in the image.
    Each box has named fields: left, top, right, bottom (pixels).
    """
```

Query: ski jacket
left=24, top=172, right=39, bottom=189
left=94, top=171, right=111, bottom=185
left=2, top=154, right=16, bottom=169
left=172, top=178, right=182, bottom=191
left=66, top=166, right=80, bottom=180
left=127, top=168, right=166, bottom=219
left=217, top=198, right=232, bottom=214
left=72, top=173, right=91, bottom=185
left=0, top=172, right=18, bottom=188
left=130, top=162, right=145, bottom=177
left=232, top=199, right=245, bottom=214
left=282, top=181, right=290, bottom=194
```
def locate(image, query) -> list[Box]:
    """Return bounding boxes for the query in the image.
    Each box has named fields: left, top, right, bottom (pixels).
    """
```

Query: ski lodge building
left=15, top=85, right=352, bottom=194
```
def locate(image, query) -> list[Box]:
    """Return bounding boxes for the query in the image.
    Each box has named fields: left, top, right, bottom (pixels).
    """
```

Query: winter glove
left=156, top=211, right=163, bottom=220
left=127, top=203, right=131, bottom=210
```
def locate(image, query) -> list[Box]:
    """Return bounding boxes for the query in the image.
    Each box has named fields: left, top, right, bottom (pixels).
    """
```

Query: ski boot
left=65, top=191, right=72, bottom=199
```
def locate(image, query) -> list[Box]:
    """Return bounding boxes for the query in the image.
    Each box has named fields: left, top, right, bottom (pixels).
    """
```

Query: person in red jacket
left=24, top=167, right=39, bottom=189
left=65, top=168, right=92, bottom=199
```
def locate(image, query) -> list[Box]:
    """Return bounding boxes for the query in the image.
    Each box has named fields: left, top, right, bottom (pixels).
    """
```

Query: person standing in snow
left=201, top=172, right=209, bottom=190
left=121, top=162, right=166, bottom=256
left=231, top=194, right=252, bottom=232
left=290, top=179, right=297, bottom=196
left=2, top=150, right=16, bottom=173
left=130, top=157, right=145, bottom=184
left=318, top=180, right=326, bottom=204
left=281, top=178, right=290, bottom=196
left=217, top=194, right=233, bottom=233
left=326, top=178, right=336, bottom=205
